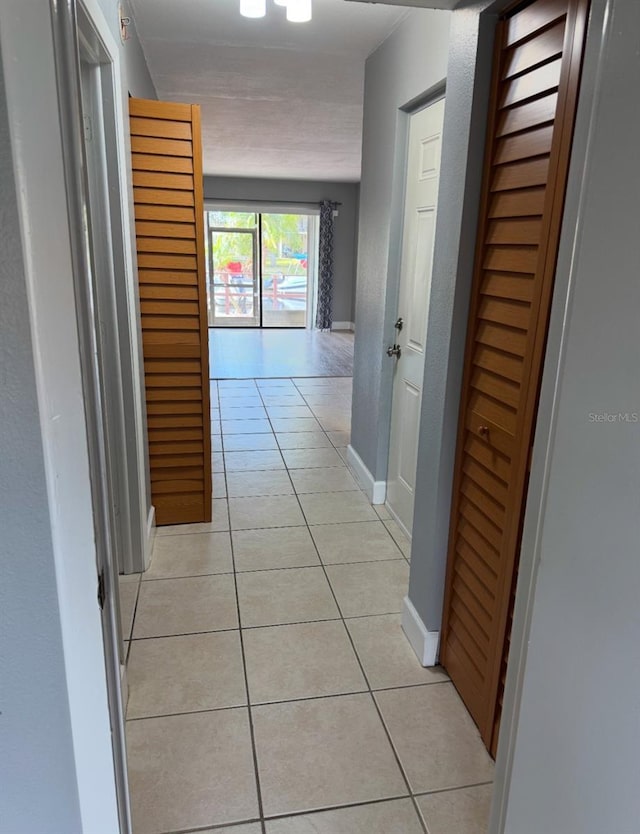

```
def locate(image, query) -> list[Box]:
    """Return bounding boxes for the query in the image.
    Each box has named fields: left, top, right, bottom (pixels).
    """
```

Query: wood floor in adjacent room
left=209, top=328, right=354, bottom=379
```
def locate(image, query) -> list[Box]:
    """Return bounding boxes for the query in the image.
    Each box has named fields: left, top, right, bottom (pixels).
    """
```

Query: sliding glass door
left=206, top=211, right=259, bottom=328
left=205, top=208, right=316, bottom=329
left=261, top=213, right=310, bottom=328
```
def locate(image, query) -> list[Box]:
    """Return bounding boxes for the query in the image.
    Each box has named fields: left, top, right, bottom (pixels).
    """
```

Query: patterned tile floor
left=120, top=377, right=493, bottom=834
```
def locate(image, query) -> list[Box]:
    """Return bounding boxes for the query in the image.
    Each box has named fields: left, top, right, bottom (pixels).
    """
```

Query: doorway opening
left=205, top=208, right=319, bottom=329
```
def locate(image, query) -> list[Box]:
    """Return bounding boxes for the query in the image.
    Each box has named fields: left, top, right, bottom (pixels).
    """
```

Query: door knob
left=394, top=317, right=404, bottom=332
left=387, top=344, right=401, bottom=358
left=478, top=425, right=489, bottom=437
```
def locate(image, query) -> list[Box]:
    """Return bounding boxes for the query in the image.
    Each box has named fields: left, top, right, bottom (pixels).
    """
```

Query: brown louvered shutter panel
left=129, top=99, right=212, bottom=526
left=440, top=0, right=589, bottom=753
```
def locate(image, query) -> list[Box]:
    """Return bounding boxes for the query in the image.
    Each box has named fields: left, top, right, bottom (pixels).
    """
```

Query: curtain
left=315, top=200, right=337, bottom=331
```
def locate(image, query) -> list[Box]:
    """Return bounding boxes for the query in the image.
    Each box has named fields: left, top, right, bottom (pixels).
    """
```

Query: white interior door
left=386, top=98, right=445, bottom=536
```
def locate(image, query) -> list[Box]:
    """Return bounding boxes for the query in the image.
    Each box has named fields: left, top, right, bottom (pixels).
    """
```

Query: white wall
left=350, top=7, right=451, bottom=480
left=0, top=2, right=121, bottom=830
left=0, top=43, right=83, bottom=834
left=494, top=1, right=640, bottom=831
left=96, top=0, right=156, bottom=98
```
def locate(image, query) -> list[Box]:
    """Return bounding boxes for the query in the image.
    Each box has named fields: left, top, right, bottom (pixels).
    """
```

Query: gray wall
left=0, top=51, right=83, bottom=834
left=350, top=8, right=451, bottom=480
left=97, top=0, right=156, bottom=98
left=204, top=176, right=360, bottom=325
left=494, top=1, right=640, bottom=831
left=408, top=0, right=496, bottom=631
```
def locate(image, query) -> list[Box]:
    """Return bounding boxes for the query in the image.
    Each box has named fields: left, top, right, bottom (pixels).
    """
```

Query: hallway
left=120, top=375, right=493, bottom=834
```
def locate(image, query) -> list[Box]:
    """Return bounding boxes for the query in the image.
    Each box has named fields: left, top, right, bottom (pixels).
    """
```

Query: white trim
left=144, top=505, right=156, bottom=570
left=81, top=0, right=150, bottom=576
left=346, top=444, right=387, bottom=504
left=205, top=198, right=321, bottom=215
left=384, top=499, right=412, bottom=541
left=331, top=321, right=355, bottom=331
left=401, top=595, right=440, bottom=666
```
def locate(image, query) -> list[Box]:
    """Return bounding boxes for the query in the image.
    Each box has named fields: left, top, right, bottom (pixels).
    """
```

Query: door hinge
left=83, top=113, right=93, bottom=143
left=97, top=569, right=106, bottom=610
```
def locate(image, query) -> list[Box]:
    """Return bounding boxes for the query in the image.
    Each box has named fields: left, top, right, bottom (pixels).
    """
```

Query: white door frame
left=50, top=0, right=140, bottom=829
left=79, top=0, right=152, bottom=577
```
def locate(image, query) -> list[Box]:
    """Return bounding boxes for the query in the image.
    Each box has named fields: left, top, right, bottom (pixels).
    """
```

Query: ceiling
left=129, top=0, right=409, bottom=182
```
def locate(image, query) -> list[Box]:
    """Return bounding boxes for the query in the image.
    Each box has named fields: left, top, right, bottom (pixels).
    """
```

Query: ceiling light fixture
left=240, top=0, right=312, bottom=22
left=240, top=0, right=266, bottom=18
left=286, top=0, right=312, bottom=22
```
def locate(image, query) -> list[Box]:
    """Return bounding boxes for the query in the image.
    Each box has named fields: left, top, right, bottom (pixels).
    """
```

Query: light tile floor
left=121, top=376, right=493, bottom=834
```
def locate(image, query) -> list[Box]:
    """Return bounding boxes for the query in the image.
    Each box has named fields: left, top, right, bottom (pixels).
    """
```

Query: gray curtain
left=315, top=200, right=337, bottom=330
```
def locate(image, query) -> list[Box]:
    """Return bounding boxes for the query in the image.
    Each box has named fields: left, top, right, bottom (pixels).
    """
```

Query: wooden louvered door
left=129, top=98, right=212, bottom=526
left=439, top=0, right=589, bottom=753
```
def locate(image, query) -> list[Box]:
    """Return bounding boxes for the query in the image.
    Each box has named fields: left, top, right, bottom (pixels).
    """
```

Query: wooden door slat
left=470, top=365, right=521, bottom=409
left=138, top=269, right=198, bottom=286
left=477, top=295, right=531, bottom=330
left=495, top=92, right=558, bottom=137
left=135, top=205, right=196, bottom=223
left=134, top=187, right=195, bottom=207
left=137, top=253, right=197, bottom=270
left=149, top=440, right=204, bottom=455
left=462, top=455, right=509, bottom=508
left=505, top=0, right=567, bottom=47
left=131, top=135, right=193, bottom=158
left=132, top=153, right=194, bottom=175
left=503, top=20, right=565, bottom=79
left=491, top=156, right=549, bottom=191
left=130, top=116, right=192, bottom=140
left=486, top=218, right=543, bottom=246
left=140, top=300, right=200, bottom=317
left=494, top=125, right=554, bottom=165
left=147, top=400, right=202, bottom=416
left=132, top=171, right=194, bottom=191
left=473, top=343, right=525, bottom=384
left=136, top=221, right=197, bottom=240
left=136, top=237, right=197, bottom=255
left=500, top=58, right=563, bottom=108
left=139, top=285, right=200, bottom=302
left=483, top=246, right=539, bottom=275
left=461, top=475, right=506, bottom=529
left=475, top=319, right=528, bottom=357
left=488, top=187, right=547, bottom=218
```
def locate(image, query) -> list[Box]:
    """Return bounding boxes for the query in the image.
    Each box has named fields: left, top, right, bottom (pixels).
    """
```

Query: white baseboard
left=331, top=321, right=355, bottom=332
left=346, top=444, right=386, bottom=505
left=402, top=595, right=440, bottom=667
left=144, top=505, right=156, bottom=571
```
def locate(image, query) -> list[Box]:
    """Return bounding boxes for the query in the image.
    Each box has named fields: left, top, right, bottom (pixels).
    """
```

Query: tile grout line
left=128, top=608, right=415, bottom=643
left=127, top=678, right=453, bottom=723
left=226, top=485, right=269, bottom=834
left=155, top=777, right=494, bottom=834
left=277, top=394, right=430, bottom=834
left=142, top=553, right=406, bottom=583
left=218, top=374, right=268, bottom=833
